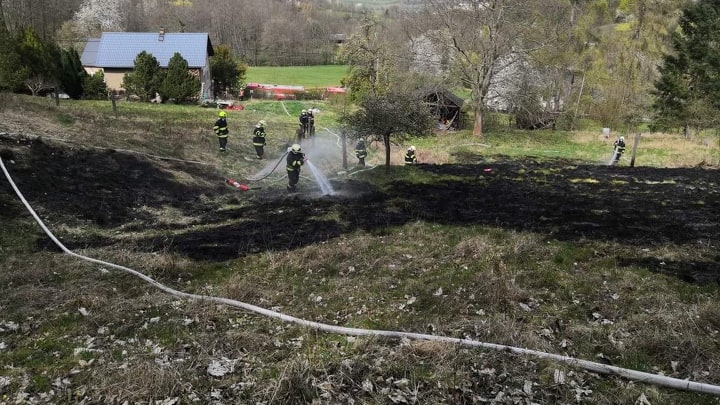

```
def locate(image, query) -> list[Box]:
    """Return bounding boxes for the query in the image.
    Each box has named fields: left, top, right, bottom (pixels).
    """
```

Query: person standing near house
left=404, top=145, right=417, bottom=165
left=252, top=120, right=267, bottom=159
left=355, top=140, right=367, bottom=167
left=286, top=143, right=305, bottom=191
left=213, top=110, right=229, bottom=152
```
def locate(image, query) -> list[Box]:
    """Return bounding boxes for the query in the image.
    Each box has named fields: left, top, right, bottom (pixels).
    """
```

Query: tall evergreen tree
left=18, top=26, right=60, bottom=96
left=159, top=52, right=200, bottom=103
left=652, top=0, right=720, bottom=132
left=122, top=51, right=165, bottom=101
left=58, top=47, right=88, bottom=99
left=83, top=70, right=108, bottom=100
left=0, top=17, right=26, bottom=91
left=210, top=44, right=246, bottom=99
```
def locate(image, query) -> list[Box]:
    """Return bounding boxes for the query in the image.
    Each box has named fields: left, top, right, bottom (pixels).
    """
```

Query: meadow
left=1, top=92, right=720, bottom=404
left=245, top=65, right=349, bottom=88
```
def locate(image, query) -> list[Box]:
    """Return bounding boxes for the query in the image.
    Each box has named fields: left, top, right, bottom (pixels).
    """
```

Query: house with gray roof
left=81, top=30, right=215, bottom=100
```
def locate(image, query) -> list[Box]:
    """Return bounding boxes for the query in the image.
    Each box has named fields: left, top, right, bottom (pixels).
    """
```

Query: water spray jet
left=306, top=159, right=335, bottom=195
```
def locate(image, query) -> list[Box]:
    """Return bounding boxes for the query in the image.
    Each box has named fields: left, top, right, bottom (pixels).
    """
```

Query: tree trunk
left=473, top=108, right=483, bottom=137
left=383, top=133, right=391, bottom=171
left=630, top=132, right=641, bottom=168
left=341, top=130, right=347, bottom=169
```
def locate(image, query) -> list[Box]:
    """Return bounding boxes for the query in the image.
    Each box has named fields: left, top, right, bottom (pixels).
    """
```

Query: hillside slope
left=1, top=97, right=720, bottom=404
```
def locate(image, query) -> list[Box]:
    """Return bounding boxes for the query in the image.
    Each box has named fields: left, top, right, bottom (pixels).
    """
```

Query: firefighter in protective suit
left=298, top=109, right=310, bottom=140
left=286, top=143, right=305, bottom=191
left=355, top=140, right=368, bottom=167
left=307, top=109, right=315, bottom=137
left=612, top=136, right=626, bottom=165
left=404, top=145, right=417, bottom=165
left=213, top=110, right=229, bottom=151
left=252, top=120, right=267, bottom=159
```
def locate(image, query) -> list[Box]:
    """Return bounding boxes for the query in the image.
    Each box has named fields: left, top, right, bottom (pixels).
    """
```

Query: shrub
left=159, top=53, right=200, bottom=103
left=83, top=71, right=108, bottom=100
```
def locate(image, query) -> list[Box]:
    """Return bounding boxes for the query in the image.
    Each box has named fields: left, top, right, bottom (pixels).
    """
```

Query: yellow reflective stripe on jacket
left=214, top=126, right=228, bottom=136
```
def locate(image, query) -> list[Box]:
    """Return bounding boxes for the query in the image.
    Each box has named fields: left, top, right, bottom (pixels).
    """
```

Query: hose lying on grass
left=2, top=155, right=719, bottom=397
left=245, top=151, right=288, bottom=181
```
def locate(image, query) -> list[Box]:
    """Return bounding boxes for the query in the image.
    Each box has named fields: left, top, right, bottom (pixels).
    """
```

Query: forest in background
left=1, top=0, right=717, bottom=135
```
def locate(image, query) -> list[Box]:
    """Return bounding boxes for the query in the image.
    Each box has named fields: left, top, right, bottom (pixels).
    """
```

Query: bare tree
left=338, top=14, right=397, bottom=99
left=196, top=0, right=266, bottom=64
left=195, top=0, right=359, bottom=66
left=46, top=0, right=362, bottom=67
left=262, top=5, right=306, bottom=65
left=73, top=0, right=123, bottom=37
left=1, top=0, right=82, bottom=39
left=409, top=0, right=568, bottom=136
left=120, top=0, right=149, bottom=32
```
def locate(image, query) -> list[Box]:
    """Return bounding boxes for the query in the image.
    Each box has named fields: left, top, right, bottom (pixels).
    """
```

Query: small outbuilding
left=419, top=87, right=465, bottom=130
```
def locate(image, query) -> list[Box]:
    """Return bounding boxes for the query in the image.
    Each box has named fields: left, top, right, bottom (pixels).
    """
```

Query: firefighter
left=612, top=136, right=626, bottom=165
left=252, top=120, right=267, bottom=159
left=307, top=108, right=315, bottom=138
left=355, top=140, right=368, bottom=167
left=404, top=145, right=417, bottom=165
left=213, top=110, right=229, bottom=152
left=299, top=109, right=310, bottom=139
left=286, top=143, right=305, bottom=191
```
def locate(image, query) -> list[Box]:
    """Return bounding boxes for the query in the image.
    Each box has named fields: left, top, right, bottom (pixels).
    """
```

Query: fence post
left=110, top=94, right=118, bottom=117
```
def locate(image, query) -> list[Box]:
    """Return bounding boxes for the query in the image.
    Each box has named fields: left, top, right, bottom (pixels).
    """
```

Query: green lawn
left=245, top=65, right=349, bottom=88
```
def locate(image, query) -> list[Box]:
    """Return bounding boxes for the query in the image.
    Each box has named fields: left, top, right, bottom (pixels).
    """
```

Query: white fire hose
left=2, top=156, right=719, bottom=397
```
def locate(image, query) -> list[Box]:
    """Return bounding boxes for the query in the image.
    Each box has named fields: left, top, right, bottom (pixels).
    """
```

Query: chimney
left=159, top=27, right=165, bottom=42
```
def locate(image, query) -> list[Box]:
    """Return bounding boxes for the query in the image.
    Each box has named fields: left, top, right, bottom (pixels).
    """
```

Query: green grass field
left=245, top=65, right=349, bottom=88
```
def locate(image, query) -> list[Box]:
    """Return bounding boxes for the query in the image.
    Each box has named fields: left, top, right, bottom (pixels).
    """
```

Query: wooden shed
left=419, top=87, right=465, bottom=130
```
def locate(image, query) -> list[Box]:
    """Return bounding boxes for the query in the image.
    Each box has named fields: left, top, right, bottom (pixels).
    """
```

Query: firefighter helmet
left=259, top=120, right=267, bottom=126
left=291, top=144, right=302, bottom=153
left=409, top=145, right=416, bottom=151
left=218, top=110, right=227, bottom=118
